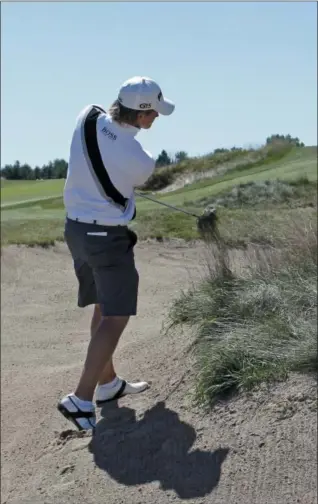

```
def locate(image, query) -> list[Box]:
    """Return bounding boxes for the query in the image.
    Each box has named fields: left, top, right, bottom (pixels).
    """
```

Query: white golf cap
left=118, top=76, right=175, bottom=116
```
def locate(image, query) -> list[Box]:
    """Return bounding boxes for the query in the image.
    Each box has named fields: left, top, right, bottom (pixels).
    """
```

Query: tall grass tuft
left=167, top=215, right=317, bottom=407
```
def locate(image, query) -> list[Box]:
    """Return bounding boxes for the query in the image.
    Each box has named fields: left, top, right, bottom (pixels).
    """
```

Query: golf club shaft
left=135, top=191, right=199, bottom=219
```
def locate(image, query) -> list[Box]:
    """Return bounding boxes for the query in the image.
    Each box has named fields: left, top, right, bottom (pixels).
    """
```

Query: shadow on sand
left=88, top=400, right=229, bottom=499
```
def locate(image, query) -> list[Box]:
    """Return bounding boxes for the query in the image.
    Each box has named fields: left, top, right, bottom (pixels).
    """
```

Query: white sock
left=98, top=376, right=120, bottom=390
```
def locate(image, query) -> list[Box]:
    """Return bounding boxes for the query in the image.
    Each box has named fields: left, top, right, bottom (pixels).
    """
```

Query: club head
left=197, top=207, right=218, bottom=235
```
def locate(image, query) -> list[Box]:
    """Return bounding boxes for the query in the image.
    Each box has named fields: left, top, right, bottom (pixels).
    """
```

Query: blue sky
left=2, top=2, right=317, bottom=167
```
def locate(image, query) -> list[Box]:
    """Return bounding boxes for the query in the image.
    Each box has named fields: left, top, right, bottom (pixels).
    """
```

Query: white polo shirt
left=63, top=104, right=155, bottom=226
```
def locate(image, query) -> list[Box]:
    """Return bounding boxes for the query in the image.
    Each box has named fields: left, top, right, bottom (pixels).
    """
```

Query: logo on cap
left=140, top=103, right=151, bottom=109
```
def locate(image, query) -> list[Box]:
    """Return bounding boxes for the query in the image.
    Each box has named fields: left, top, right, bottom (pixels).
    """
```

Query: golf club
left=135, top=191, right=218, bottom=235
left=135, top=191, right=233, bottom=277
left=135, top=191, right=201, bottom=219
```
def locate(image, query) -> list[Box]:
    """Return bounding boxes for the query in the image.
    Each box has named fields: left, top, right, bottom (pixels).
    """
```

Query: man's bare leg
left=91, top=304, right=149, bottom=401
left=90, top=303, right=102, bottom=335
left=90, top=304, right=123, bottom=385
left=98, top=359, right=117, bottom=385
left=74, top=307, right=129, bottom=402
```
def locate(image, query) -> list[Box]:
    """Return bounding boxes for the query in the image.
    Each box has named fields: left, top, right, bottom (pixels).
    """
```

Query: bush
left=166, top=216, right=317, bottom=407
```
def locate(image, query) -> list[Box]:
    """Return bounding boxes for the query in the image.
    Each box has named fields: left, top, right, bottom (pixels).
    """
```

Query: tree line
left=0, top=159, right=68, bottom=181
left=0, top=151, right=189, bottom=180
left=0, top=135, right=305, bottom=180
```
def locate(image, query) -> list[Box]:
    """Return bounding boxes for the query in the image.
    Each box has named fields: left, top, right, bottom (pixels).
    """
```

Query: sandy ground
left=1, top=242, right=317, bottom=504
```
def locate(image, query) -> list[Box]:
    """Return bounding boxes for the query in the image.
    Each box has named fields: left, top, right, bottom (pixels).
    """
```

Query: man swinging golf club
left=57, top=77, right=175, bottom=431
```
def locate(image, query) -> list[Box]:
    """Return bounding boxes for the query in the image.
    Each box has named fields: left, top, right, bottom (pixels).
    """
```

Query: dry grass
left=166, top=215, right=317, bottom=407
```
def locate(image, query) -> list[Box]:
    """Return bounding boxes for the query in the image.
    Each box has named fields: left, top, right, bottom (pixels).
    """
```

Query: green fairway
left=1, top=179, right=65, bottom=204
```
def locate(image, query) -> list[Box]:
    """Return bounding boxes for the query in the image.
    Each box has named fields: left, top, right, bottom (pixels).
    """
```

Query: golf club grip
left=135, top=191, right=199, bottom=219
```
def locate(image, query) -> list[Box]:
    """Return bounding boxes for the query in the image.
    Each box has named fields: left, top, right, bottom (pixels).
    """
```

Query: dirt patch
left=1, top=243, right=317, bottom=504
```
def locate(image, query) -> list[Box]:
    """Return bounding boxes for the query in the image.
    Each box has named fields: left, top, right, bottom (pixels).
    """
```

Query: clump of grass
left=166, top=216, right=317, bottom=407
left=199, top=178, right=317, bottom=210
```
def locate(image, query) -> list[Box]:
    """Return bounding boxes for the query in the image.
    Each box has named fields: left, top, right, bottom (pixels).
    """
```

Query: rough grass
left=1, top=194, right=316, bottom=247
left=166, top=217, right=317, bottom=408
left=198, top=178, right=317, bottom=210
left=1, top=218, right=64, bottom=247
left=133, top=205, right=317, bottom=247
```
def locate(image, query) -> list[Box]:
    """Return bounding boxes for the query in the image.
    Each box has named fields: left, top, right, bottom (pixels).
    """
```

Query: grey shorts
left=64, top=218, right=139, bottom=316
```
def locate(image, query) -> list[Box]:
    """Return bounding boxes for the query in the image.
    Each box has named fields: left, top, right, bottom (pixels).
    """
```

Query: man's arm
left=129, top=141, right=156, bottom=188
